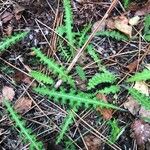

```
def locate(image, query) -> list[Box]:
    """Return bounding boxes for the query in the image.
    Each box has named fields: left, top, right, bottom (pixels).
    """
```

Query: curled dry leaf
left=2, top=86, right=15, bottom=101
left=84, top=134, right=101, bottom=150
left=96, top=93, right=113, bottom=120
left=124, top=96, right=140, bottom=115
left=15, top=97, right=32, bottom=114
left=131, top=120, right=150, bottom=148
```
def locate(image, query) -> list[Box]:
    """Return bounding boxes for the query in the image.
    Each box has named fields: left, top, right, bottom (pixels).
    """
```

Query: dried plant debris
left=1, top=0, right=150, bottom=149
left=84, top=134, right=101, bottom=150
left=131, top=120, right=150, bottom=149
left=2, top=86, right=15, bottom=102
left=14, top=97, right=32, bottom=114
left=124, top=96, right=140, bottom=115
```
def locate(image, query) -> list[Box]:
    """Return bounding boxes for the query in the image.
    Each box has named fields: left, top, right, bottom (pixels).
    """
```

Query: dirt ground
left=0, top=0, right=150, bottom=150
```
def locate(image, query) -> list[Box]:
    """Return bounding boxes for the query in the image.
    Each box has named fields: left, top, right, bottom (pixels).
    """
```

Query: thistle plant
left=3, top=100, right=43, bottom=150
left=0, top=32, right=28, bottom=53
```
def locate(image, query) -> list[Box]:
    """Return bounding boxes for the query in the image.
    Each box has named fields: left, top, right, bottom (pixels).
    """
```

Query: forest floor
left=0, top=0, right=150, bottom=150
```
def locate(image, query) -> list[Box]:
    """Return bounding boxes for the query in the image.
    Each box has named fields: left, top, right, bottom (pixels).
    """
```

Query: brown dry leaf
left=131, top=120, right=150, bottom=149
left=106, top=18, right=115, bottom=29
left=114, top=15, right=132, bottom=37
left=13, top=4, right=25, bottom=20
left=96, top=93, right=113, bottom=120
left=2, top=86, right=15, bottom=101
left=1, top=12, right=13, bottom=23
left=84, top=134, right=101, bottom=150
left=124, top=96, right=140, bottom=115
left=13, top=71, right=32, bottom=84
left=15, top=97, right=32, bottom=113
left=127, top=60, right=138, bottom=73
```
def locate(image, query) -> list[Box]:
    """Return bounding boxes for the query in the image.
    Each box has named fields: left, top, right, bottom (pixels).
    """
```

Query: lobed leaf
left=34, top=87, right=123, bottom=110
left=3, top=100, right=43, bottom=150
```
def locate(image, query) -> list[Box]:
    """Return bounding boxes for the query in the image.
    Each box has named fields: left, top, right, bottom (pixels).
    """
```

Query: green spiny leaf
left=128, top=88, right=150, bottom=110
left=63, top=0, right=75, bottom=56
left=144, top=15, right=150, bottom=41
left=96, top=30, right=129, bottom=41
left=30, top=70, right=54, bottom=85
left=126, top=69, right=150, bottom=82
left=3, top=100, right=43, bottom=150
left=0, top=32, right=28, bottom=53
left=78, top=24, right=91, bottom=47
left=32, top=47, right=75, bottom=87
left=98, top=85, right=120, bottom=94
left=75, top=65, right=86, bottom=80
left=108, top=119, right=122, bottom=143
left=56, top=106, right=77, bottom=144
left=88, top=71, right=116, bottom=90
left=87, top=45, right=102, bottom=70
left=34, top=87, right=123, bottom=110
left=123, top=0, right=130, bottom=9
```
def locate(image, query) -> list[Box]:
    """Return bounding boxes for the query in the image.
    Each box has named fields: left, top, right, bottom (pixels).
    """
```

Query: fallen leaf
left=13, top=71, right=32, bottom=84
left=84, top=134, right=101, bottom=150
left=129, top=16, right=140, bottom=26
left=114, top=15, right=129, bottom=24
left=127, top=60, right=139, bottom=72
left=106, top=15, right=132, bottom=37
left=2, top=86, right=15, bottom=101
left=106, top=18, right=115, bottom=29
left=131, top=120, right=150, bottom=148
left=133, top=81, right=149, bottom=96
left=139, top=107, right=150, bottom=119
left=96, top=93, right=113, bottom=120
left=114, top=18, right=132, bottom=37
left=15, top=97, right=32, bottom=113
left=13, top=4, right=25, bottom=20
left=1, top=12, right=13, bottom=23
left=92, top=20, right=106, bottom=32
left=124, top=96, right=140, bottom=115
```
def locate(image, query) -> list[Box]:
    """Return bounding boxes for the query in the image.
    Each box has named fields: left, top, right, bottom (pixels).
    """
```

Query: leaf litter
left=1, top=0, right=150, bottom=149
